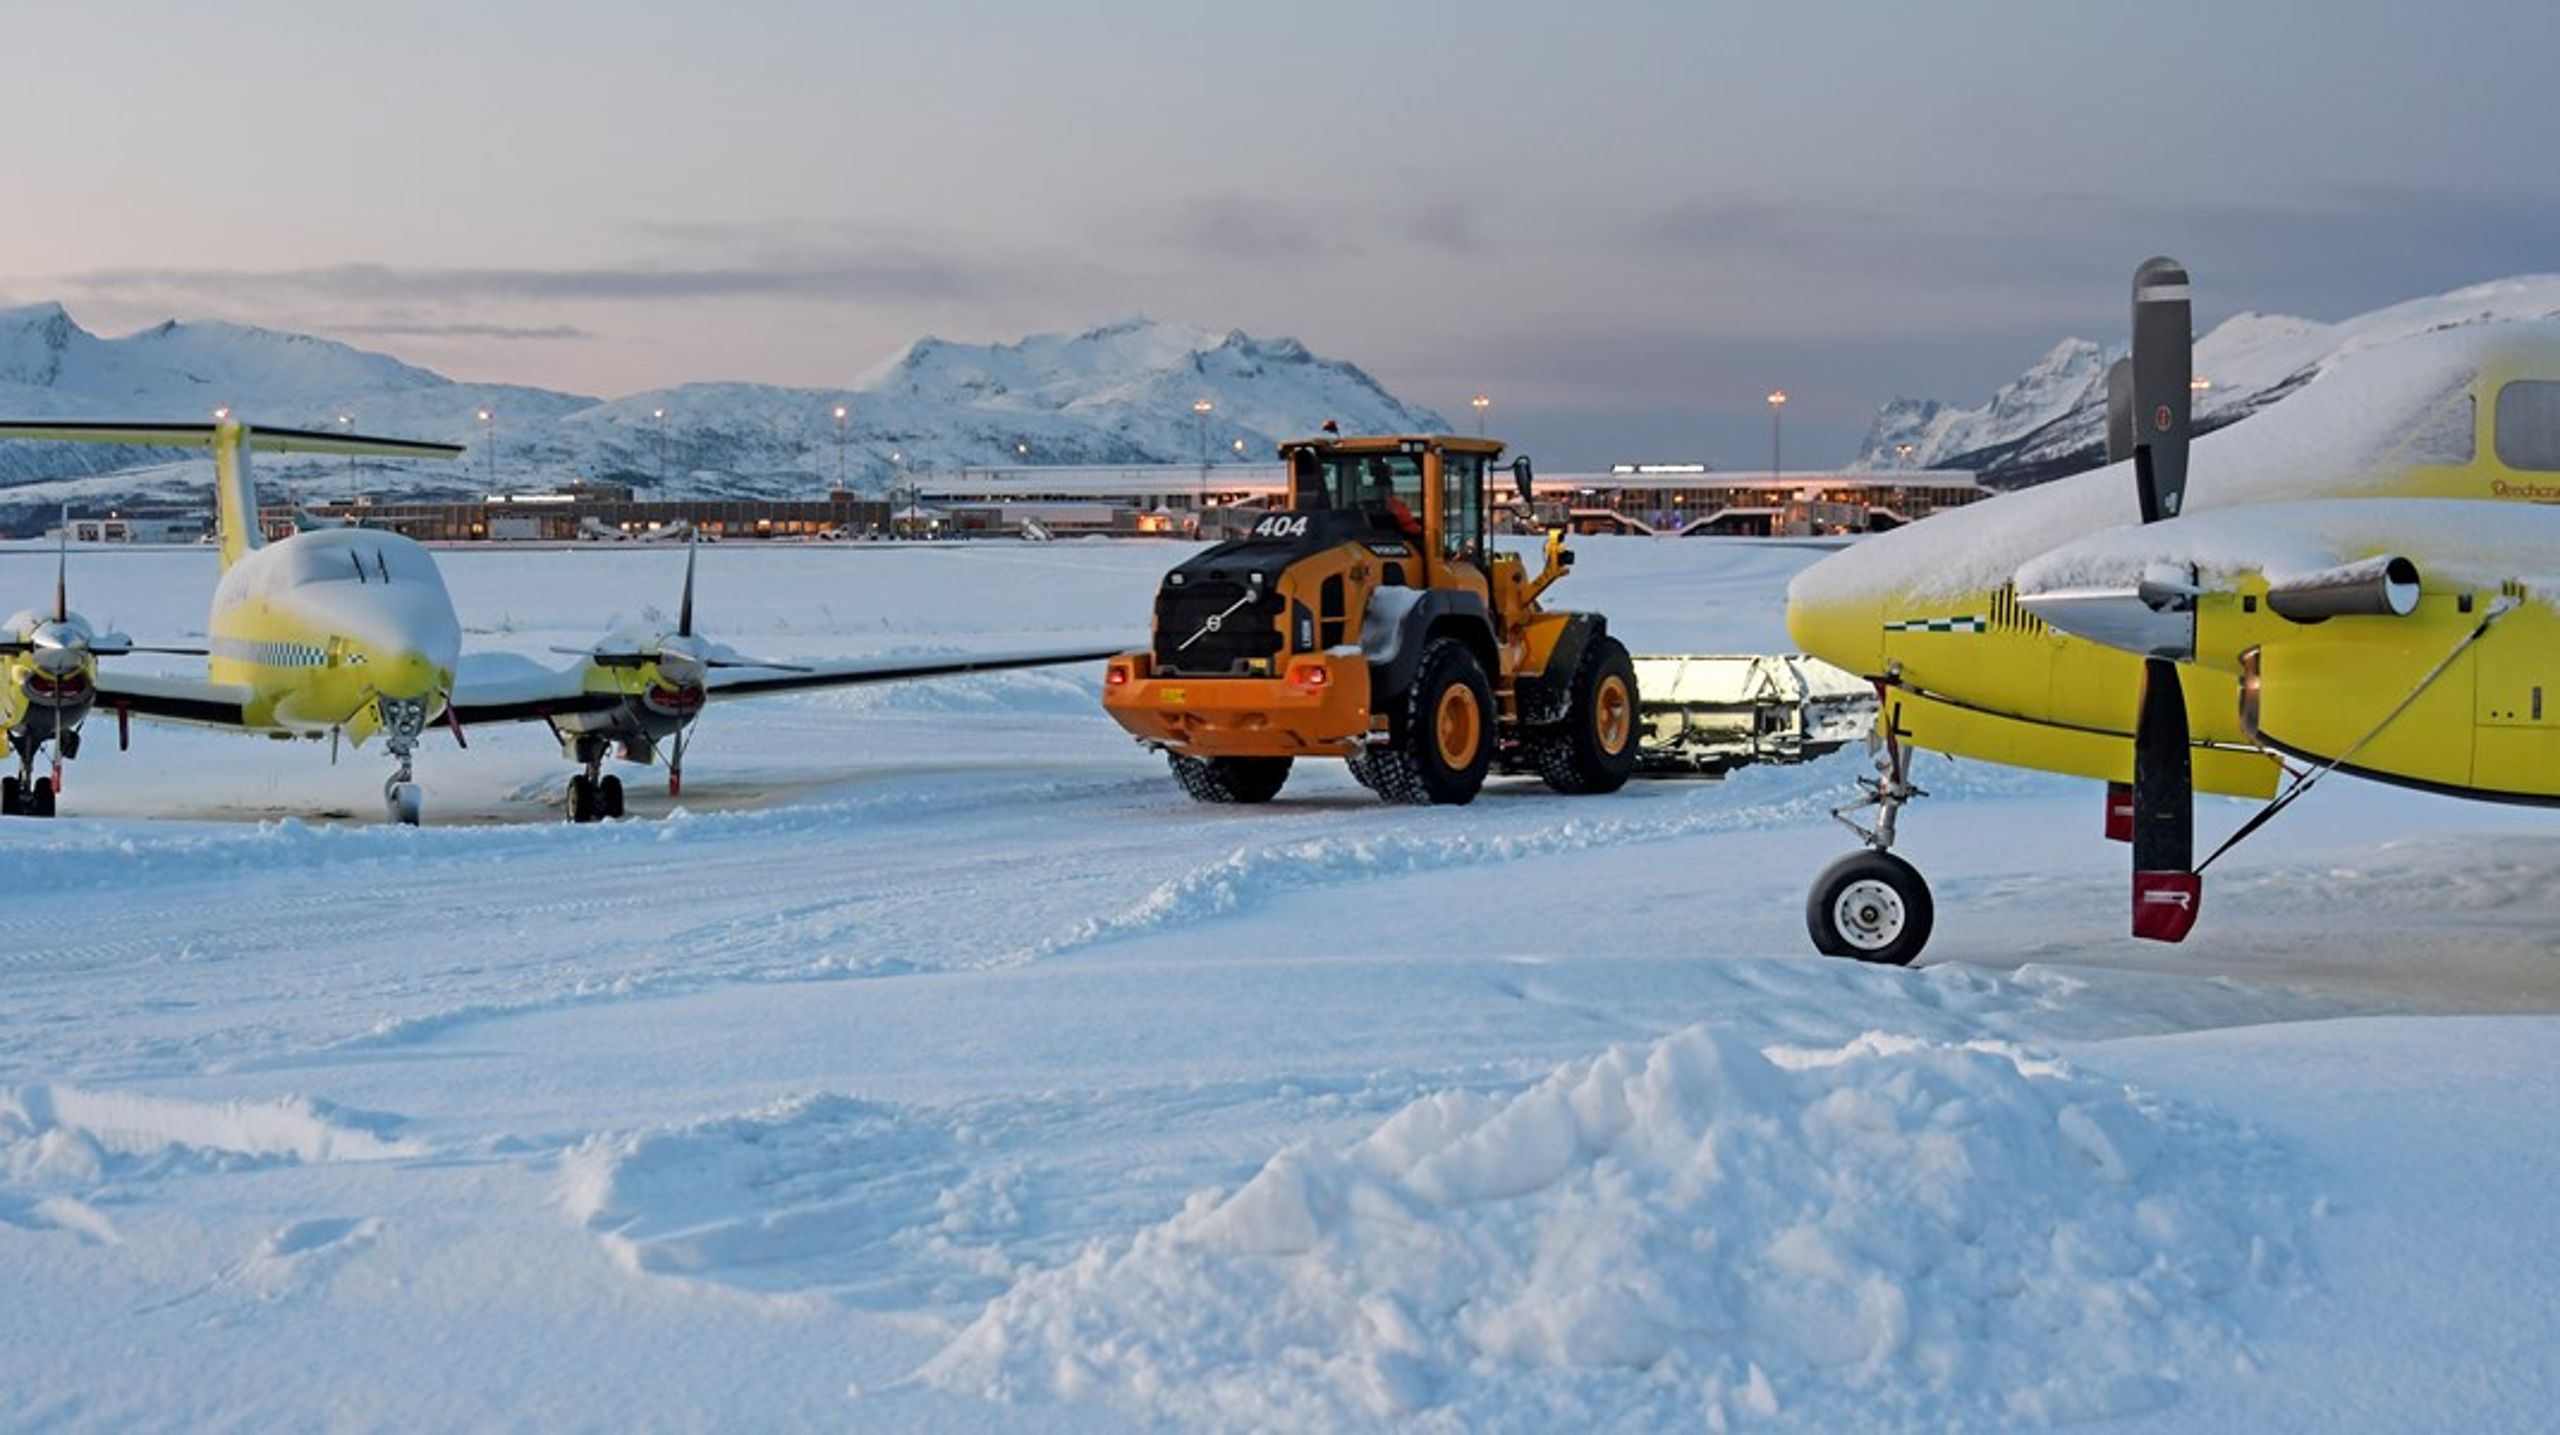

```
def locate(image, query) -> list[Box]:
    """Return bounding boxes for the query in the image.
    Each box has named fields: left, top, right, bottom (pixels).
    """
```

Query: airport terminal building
left=71, top=460, right=1980, bottom=544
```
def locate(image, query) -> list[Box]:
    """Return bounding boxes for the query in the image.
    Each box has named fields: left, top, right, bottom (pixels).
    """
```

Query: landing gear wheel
left=1807, top=850, right=1933, bottom=966
left=1530, top=634, right=1640, bottom=795
left=1364, top=637, right=1494, bottom=806
left=567, top=773, right=597, bottom=824
left=1169, top=754, right=1293, bottom=804
left=386, top=780, right=422, bottom=827
left=599, top=774, right=626, bottom=819
left=29, top=777, right=54, bottom=819
left=1, top=776, right=18, bottom=817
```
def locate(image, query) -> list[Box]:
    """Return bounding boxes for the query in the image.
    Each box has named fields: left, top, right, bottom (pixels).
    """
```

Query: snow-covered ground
left=1, top=536, right=2554, bottom=1431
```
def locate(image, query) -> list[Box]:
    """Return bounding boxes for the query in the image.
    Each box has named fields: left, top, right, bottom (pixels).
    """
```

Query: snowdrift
left=923, top=1024, right=2303, bottom=1430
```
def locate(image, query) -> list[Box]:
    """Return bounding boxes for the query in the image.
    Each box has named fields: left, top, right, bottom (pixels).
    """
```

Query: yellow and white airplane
left=0, top=418, right=1117, bottom=823
left=0, top=523, right=203, bottom=816
left=1787, top=257, right=2560, bottom=964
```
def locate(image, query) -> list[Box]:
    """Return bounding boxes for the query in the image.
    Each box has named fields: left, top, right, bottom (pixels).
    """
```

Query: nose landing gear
left=378, top=695, right=429, bottom=826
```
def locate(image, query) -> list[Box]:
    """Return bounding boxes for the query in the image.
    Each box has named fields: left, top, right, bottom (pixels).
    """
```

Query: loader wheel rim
left=1831, top=878, right=1906, bottom=952
left=1435, top=684, right=1481, bottom=768
left=1594, top=673, right=1633, bottom=755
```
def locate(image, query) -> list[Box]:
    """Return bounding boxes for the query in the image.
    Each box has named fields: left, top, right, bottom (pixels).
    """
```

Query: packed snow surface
left=0, top=536, right=2555, bottom=1431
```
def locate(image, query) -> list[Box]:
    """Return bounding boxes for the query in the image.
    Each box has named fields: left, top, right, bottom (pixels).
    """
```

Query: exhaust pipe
left=2265, top=555, right=2421, bottom=623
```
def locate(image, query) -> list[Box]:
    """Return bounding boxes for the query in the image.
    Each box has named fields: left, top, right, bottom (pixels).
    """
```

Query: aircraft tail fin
left=0, top=420, right=463, bottom=572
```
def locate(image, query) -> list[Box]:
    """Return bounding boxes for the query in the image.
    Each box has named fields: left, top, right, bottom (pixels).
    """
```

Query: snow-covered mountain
left=1854, top=276, right=2560, bottom=488
left=0, top=306, right=1447, bottom=527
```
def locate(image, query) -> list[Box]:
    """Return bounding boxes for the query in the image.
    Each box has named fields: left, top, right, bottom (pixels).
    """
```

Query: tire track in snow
left=1032, top=778, right=1841, bottom=959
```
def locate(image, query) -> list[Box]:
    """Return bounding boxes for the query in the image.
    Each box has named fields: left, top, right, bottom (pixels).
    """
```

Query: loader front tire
left=1530, top=634, right=1639, bottom=795
left=1170, top=754, right=1293, bottom=804
left=1364, top=637, right=1493, bottom=806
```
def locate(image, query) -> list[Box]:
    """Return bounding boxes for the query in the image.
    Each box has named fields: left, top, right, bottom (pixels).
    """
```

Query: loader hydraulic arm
left=1520, top=528, right=1575, bottom=608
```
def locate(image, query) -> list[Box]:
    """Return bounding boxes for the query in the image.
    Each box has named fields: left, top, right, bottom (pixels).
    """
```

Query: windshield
left=1289, top=451, right=1425, bottom=516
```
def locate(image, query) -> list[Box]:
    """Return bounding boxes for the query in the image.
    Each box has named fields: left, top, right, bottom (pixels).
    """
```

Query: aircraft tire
left=567, top=774, right=597, bottom=824
left=1364, top=638, right=1493, bottom=806
left=1170, top=754, right=1292, bottom=803
left=29, top=777, right=53, bottom=819
left=1528, top=635, right=1639, bottom=795
left=1, top=776, right=18, bottom=816
left=1807, top=850, right=1932, bottom=966
left=387, top=781, right=422, bottom=827
left=600, top=775, right=626, bottom=819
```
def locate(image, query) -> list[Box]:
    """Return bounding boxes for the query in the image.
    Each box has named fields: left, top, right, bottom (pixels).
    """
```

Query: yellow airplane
left=1787, top=257, right=2560, bottom=964
left=0, top=522, right=203, bottom=816
left=0, top=418, right=1117, bottom=823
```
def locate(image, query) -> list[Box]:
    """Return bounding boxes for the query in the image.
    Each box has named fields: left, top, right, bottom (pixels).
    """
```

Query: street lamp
left=1471, top=392, right=1490, bottom=437
left=832, top=403, right=848, bottom=491
left=1192, top=397, right=1214, bottom=515
left=1232, top=437, right=1246, bottom=459
left=1894, top=441, right=1916, bottom=469
left=652, top=407, right=668, bottom=485
left=478, top=406, right=495, bottom=485
left=1765, top=389, right=1788, bottom=482
left=340, top=412, right=357, bottom=502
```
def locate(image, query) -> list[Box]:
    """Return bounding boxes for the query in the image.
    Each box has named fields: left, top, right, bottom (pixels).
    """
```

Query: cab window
left=2494, top=380, right=2560, bottom=471
left=1289, top=451, right=1426, bottom=536
left=1440, top=452, right=1485, bottom=564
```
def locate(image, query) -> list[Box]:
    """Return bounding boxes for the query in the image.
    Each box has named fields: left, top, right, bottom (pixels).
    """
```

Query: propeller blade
left=2130, top=256, right=2193, bottom=523
left=2104, top=357, right=2134, bottom=466
left=677, top=530, right=698, bottom=638
left=54, top=505, right=69, bottom=623
left=2130, top=656, right=2201, bottom=942
left=703, top=656, right=814, bottom=673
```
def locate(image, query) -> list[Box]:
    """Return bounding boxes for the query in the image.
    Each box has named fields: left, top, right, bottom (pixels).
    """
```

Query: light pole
left=477, top=406, right=494, bottom=486
left=340, top=412, right=357, bottom=504
left=1894, top=441, right=1916, bottom=470
left=832, top=403, right=848, bottom=491
left=1471, top=392, right=1489, bottom=437
left=1765, top=389, right=1787, bottom=483
left=1192, top=397, right=1213, bottom=516
left=1231, top=437, right=1246, bottom=460
left=652, top=407, right=668, bottom=485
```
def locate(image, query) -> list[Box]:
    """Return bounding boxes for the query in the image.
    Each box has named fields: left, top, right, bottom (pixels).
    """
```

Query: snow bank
left=1, top=1084, right=420, bottom=1187
left=921, top=1025, right=2301, bottom=1431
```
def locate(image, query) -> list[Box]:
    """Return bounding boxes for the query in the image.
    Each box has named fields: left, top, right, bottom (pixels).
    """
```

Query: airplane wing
left=446, top=645, right=1120, bottom=725
left=701, top=645, right=1121, bottom=698
left=95, top=670, right=255, bottom=729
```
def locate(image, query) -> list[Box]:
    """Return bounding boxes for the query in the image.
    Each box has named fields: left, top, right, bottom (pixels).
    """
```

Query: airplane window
left=2494, top=380, right=2560, bottom=471
left=2398, top=391, right=2475, bottom=465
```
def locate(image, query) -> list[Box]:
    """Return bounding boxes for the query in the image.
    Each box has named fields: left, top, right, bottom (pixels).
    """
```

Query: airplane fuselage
left=206, top=528, right=460, bottom=743
left=1789, top=323, right=2560, bottom=806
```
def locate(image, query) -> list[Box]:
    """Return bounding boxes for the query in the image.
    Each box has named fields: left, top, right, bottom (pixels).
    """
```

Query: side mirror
left=1511, top=456, right=1534, bottom=506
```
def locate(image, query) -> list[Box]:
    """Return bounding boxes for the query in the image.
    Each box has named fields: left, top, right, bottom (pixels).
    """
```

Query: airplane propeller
left=2112, top=257, right=2205, bottom=942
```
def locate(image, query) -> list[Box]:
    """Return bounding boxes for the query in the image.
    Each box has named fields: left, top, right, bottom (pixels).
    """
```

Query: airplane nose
left=374, top=649, right=441, bottom=701
left=1785, top=560, right=1886, bottom=676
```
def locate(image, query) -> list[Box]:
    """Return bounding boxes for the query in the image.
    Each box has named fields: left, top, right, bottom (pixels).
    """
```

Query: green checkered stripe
left=1884, top=615, right=1986, bottom=634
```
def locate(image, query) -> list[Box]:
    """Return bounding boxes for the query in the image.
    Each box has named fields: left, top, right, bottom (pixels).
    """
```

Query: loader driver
left=1363, top=457, right=1424, bottom=542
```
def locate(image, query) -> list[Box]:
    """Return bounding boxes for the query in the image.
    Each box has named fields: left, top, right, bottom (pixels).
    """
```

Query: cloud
left=57, top=255, right=983, bottom=307
left=327, top=321, right=595, bottom=341
left=1168, top=195, right=1335, bottom=263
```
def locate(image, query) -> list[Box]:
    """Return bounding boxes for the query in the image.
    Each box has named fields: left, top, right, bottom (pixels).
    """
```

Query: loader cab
left=1282, top=436, right=1506, bottom=594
